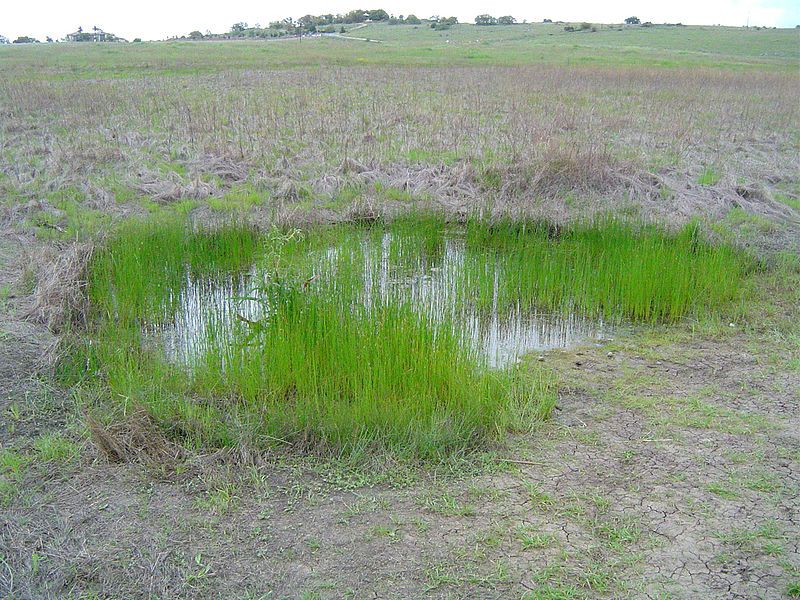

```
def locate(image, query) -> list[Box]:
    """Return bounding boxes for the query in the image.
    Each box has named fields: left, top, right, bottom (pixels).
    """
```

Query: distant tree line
left=185, top=9, right=463, bottom=40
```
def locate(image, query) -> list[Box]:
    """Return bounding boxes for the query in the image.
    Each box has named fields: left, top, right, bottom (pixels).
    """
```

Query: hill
left=0, top=22, right=798, bottom=78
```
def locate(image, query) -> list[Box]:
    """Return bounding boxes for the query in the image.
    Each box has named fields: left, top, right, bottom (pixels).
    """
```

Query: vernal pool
left=87, top=217, right=747, bottom=455
left=145, top=229, right=618, bottom=369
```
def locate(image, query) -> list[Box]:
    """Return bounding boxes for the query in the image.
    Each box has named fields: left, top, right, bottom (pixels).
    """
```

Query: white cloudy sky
left=2, top=0, right=799, bottom=41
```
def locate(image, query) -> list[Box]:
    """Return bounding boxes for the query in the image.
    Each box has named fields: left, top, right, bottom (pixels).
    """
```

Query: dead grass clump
left=734, top=185, right=768, bottom=202
left=2, top=199, right=67, bottom=231
left=22, top=241, right=95, bottom=333
left=339, top=157, right=369, bottom=175
left=311, top=174, right=343, bottom=196
left=343, top=198, right=385, bottom=224
left=47, top=144, right=124, bottom=177
left=189, top=443, right=266, bottom=470
left=189, top=154, right=249, bottom=182
left=86, top=407, right=185, bottom=467
left=497, top=144, right=621, bottom=199
left=372, top=162, right=480, bottom=203
left=134, top=172, right=217, bottom=204
left=274, top=178, right=310, bottom=202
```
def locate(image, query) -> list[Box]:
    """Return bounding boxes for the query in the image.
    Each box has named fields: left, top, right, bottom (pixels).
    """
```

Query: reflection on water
left=145, top=232, right=617, bottom=369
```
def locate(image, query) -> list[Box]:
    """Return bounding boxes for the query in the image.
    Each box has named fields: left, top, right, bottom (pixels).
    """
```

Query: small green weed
left=516, top=526, right=557, bottom=550
left=524, top=482, right=555, bottom=509
left=418, top=491, right=476, bottom=517
left=697, top=166, right=721, bottom=185
left=706, top=482, right=739, bottom=499
left=195, top=483, right=239, bottom=514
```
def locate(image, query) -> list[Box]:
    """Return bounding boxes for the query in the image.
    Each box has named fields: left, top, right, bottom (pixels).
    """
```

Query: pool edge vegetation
left=60, top=214, right=758, bottom=461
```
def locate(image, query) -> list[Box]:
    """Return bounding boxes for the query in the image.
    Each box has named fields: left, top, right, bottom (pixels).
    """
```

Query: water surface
left=146, top=231, right=618, bottom=368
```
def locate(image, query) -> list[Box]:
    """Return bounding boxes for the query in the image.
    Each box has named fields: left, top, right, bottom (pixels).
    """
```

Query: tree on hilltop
left=625, top=16, right=641, bottom=25
left=344, top=10, right=368, bottom=23
left=368, top=9, right=389, bottom=21
left=475, top=14, right=498, bottom=26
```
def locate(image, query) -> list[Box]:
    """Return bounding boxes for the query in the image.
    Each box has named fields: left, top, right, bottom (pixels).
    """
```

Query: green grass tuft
left=33, top=433, right=80, bottom=463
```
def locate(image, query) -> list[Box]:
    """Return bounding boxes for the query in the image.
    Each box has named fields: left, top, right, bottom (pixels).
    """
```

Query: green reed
left=76, top=214, right=751, bottom=458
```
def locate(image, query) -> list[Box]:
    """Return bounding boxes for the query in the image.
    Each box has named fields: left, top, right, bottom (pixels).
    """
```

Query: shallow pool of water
left=145, top=231, right=619, bottom=369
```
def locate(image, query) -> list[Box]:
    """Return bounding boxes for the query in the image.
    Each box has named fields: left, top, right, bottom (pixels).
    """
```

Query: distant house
left=65, top=26, right=125, bottom=42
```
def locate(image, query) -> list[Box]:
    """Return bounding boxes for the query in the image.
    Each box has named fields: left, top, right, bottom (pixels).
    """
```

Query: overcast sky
left=2, top=0, right=799, bottom=41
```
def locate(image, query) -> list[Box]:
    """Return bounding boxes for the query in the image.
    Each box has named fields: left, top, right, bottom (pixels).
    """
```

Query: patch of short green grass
left=522, top=584, right=580, bottom=599
left=740, top=470, right=783, bottom=493
left=418, top=490, right=476, bottom=517
left=722, top=207, right=779, bottom=236
left=516, top=526, right=557, bottom=550
left=207, top=184, right=266, bottom=212
left=775, top=193, right=800, bottom=211
left=717, top=520, right=784, bottom=555
left=706, top=482, right=740, bottom=500
left=194, top=482, right=239, bottom=514
left=595, top=517, right=642, bottom=551
left=524, top=482, right=556, bottom=510
left=33, top=433, right=80, bottom=463
left=371, top=521, right=401, bottom=542
left=697, top=166, right=721, bottom=185
left=0, top=448, right=29, bottom=507
left=0, top=448, right=29, bottom=475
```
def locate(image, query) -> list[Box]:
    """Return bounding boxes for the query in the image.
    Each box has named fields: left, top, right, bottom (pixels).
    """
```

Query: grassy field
left=1, top=23, right=798, bottom=77
left=0, top=22, right=799, bottom=600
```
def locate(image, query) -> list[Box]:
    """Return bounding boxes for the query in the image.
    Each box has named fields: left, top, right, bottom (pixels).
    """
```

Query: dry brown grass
left=1, top=67, right=795, bottom=189
left=21, top=240, right=95, bottom=333
left=0, top=65, right=797, bottom=255
left=85, top=407, right=185, bottom=467
left=134, top=170, right=218, bottom=203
